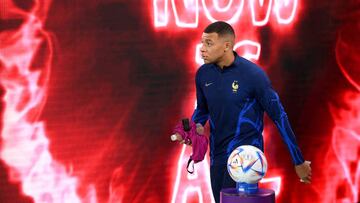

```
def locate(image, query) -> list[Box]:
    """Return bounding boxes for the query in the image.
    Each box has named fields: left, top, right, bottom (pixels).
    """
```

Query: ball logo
left=230, top=154, right=241, bottom=167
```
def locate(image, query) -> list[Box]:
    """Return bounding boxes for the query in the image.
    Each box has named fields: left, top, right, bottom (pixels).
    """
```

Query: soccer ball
left=227, top=145, right=267, bottom=184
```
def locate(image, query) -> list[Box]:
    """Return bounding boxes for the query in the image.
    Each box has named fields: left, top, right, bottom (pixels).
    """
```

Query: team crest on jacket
left=232, top=80, right=239, bottom=93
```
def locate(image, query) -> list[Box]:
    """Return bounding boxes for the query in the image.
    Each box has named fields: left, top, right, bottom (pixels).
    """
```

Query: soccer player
left=189, top=21, right=311, bottom=202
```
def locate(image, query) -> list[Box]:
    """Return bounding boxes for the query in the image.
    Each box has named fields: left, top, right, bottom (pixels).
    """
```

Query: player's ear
left=224, top=41, right=231, bottom=52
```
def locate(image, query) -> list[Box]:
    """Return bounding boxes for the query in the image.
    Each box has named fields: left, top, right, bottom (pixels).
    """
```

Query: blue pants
left=210, top=163, right=236, bottom=203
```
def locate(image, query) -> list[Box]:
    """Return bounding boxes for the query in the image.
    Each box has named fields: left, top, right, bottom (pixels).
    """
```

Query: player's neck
left=217, top=52, right=235, bottom=69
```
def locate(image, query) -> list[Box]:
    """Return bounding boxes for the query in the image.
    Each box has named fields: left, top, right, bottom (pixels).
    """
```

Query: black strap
left=187, top=158, right=195, bottom=174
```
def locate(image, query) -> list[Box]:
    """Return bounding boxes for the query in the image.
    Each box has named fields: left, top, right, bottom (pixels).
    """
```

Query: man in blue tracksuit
left=189, top=21, right=312, bottom=202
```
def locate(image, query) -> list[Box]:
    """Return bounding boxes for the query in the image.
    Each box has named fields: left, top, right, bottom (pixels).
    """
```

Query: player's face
left=200, top=32, right=226, bottom=64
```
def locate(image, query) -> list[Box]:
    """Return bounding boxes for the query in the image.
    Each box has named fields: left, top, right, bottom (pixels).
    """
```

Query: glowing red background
left=0, top=0, right=359, bottom=202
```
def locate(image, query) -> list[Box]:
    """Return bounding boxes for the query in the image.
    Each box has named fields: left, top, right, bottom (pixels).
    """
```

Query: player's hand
left=196, top=123, right=204, bottom=135
left=175, top=133, right=191, bottom=146
left=295, top=160, right=312, bottom=184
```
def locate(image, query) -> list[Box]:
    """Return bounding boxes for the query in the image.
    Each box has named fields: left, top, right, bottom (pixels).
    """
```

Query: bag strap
left=186, top=158, right=195, bottom=174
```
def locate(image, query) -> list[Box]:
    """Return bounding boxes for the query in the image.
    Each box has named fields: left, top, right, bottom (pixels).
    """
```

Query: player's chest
left=201, top=73, right=252, bottom=105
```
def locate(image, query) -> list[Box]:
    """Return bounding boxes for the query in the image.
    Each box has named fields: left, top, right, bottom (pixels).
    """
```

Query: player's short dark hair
left=204, top=21, right=235, bottom=38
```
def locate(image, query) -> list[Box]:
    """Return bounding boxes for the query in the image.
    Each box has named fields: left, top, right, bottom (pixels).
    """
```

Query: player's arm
left=174, top=70, right=208, bottom=145
left=191, top=69, right=209, bottom=129
left=253, top=69, right=311, bottom=183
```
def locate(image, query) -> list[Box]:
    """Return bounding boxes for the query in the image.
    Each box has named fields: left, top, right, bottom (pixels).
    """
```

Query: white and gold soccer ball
left=227, top=145, right=268, bottom=184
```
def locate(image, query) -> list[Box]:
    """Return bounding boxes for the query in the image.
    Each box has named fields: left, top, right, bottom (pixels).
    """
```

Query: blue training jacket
left=191, top=52, right=304, bottom=166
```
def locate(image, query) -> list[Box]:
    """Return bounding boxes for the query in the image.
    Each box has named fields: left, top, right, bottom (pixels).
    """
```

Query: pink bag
left=173, top=119, right=208, bottom=173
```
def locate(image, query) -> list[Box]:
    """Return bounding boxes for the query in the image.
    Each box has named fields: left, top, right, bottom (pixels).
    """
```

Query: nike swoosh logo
left=205, top=82, right=213, bottom=87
